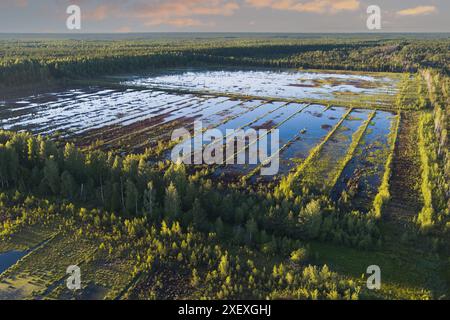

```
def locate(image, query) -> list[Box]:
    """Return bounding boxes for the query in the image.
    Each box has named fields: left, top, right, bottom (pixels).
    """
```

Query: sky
left=0, top=0, right=449, bottom=33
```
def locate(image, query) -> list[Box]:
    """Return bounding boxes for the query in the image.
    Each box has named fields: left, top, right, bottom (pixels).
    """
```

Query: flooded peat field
left=1, top=68, right=398, bottom=193
left=125, top=68, right=399, bottom=107
left=331, top=111, right=397, bottom=210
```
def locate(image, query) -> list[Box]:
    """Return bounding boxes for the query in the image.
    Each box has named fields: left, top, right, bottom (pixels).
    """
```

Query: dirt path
left=384, top=112, right=423, bottom=227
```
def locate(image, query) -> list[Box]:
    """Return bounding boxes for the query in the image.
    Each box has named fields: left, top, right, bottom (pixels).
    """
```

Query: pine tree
left=218, top=253, right=229, bottom=278
left=299, top=200, right=322, bottom=238
left=143, top=182, right=157, bottom=221
left=215, top=217, right=225, bottom=238
left=192, top=198, right=207, bottom=230
left=61, top=170, right=76, bottom=199
left=110, top=182, right=121, bottom=212
left=191, top=268, right=200, bottom=286
left=164, top=183, right=180, bottom=222
left=27, top=137, right=39, bottom=165
left=125, top=179, right=139, bottom=216
left=64, top=143, right=84, bottom=180
left=43, top=157, right=59, bottom=194
left=245, top=218, right=258, bottom=244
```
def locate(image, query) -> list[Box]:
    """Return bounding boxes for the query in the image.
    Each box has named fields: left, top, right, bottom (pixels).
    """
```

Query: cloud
left=115, top=26, right=132, bottom=33
left=397, top=5, right=437, bottom=16
left=80, top=0, right=239, bottom=27
left=133, top=0, right=239, bottom=20
left=16, top=0, right=27, bottom=6
left=83, top=4, right=118, bottom=21
left=0, top=0, right=28, bottom=7
left=145, top=18, right=210, bottom=27
left=245, top=0, right=360, bottom=14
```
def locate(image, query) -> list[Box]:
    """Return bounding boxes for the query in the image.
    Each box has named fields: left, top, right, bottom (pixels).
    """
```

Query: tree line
left=0, top=129, right=381, bottom=250
left=1, top=37, right=449, bottom=88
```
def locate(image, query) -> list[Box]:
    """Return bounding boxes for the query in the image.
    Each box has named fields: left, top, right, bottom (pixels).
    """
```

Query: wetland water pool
left=0, top=250, right=27, bottom=274
left=0, top=69, right=397, bottom=185
left=125, top=68, right=399, bottom=102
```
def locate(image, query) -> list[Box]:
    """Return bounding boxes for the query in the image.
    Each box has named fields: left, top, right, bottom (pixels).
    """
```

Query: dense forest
left=0, top=37, right=449, bottom=88
left=0, top=129, right=382, bottom=250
